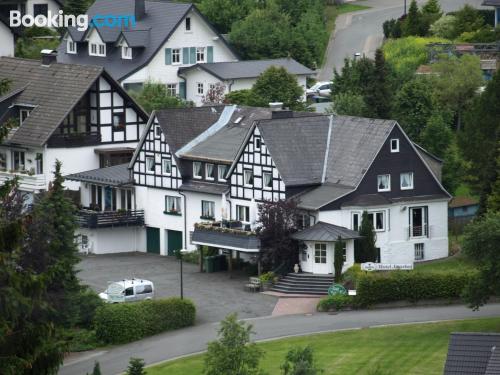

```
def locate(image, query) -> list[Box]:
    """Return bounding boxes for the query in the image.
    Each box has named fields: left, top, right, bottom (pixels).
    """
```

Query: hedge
left=355, top=271, right=478, bottom=307
left=94, top=298, right=196, bottom=344
left=317, top=295, right=351, bottom=312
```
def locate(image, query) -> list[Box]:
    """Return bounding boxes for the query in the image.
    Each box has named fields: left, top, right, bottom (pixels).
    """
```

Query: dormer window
left=19, top=109, right=30, bottom=125
left=122, top=45, right=132, bottom=59
left=390, top=138, right=399, bottom=153
left=185, top=17, right=191, bottom=31
left=67, top=38, right=77, bottom=54
left=206, top=163, right=215, bottom=180
left=89, top=42, right=106, bottom=57
left=193, top=162, right=202, bottom=179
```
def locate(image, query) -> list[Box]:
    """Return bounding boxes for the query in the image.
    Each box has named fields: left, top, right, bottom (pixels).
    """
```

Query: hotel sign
left=361, top=262, right=414, bottom=272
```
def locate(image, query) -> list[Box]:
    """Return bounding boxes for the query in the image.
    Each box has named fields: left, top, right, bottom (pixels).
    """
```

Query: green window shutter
left=179, top=81, right=186, bottom=99
left=182, top=47, right=189, bottom=64
left=165, top=48, right=172, bottom=65
left=190, top=47, right=196, bottom=64
left=207, top=46, right=213, bottom=63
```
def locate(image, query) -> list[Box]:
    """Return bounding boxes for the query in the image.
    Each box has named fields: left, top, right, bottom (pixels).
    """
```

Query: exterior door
left=312, top=243, right=329, bottom=274
left=146, top=227, right=160, bottom=254
left=167, top=230, right=183, bottom=256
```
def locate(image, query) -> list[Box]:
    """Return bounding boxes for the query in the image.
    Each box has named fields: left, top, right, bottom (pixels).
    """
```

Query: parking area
left=77, top=252, right=277, bottom=324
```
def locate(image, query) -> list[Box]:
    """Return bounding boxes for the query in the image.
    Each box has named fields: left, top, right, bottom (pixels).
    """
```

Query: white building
left=57, top=0, right=313, bottom=105
left=0, top=17, right=15, bottom=57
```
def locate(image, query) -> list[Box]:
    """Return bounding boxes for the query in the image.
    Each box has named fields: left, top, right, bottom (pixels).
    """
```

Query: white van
left=99, top=279, right=154, bottom=303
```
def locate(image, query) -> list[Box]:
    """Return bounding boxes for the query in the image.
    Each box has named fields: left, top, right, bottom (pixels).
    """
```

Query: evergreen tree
left=486, top=145, right=500, bottom=213
left=126, top=358, right=146, bottom=375
left=355, top=211, right=377, bottom=263
left=334, top=236, right=345, bottom=283
left=92, top=361, right=102, bottom=375
left=403, top=0, right=423, bottom=36
left=365, top=49, right=391, bottom=119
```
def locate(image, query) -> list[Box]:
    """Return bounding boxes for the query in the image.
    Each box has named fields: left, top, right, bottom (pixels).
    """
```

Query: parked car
left=99, top=279, right=155, bottom=303
left=306, top=81, right=332, bottom=98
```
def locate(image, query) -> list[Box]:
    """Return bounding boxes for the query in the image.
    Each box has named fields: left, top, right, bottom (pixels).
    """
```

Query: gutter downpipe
left=179, top=190, right=188, bottom=250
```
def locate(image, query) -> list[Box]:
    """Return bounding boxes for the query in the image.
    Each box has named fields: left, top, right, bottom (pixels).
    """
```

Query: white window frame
left=193, top=161, right=202, bottom=179
left=197, top=82, right=204, bottom=95
left=236, top=205, right=250, bottom=223
left=400, top=172, right=414, bottom=190
left=314, top=243, right=327, bottom=264
left=390, top=138, right=399, bottom=153
left=263, top=171, right=272, bottom=190
left=165, top=195, right=181, bottom=214
left=218, top=165, right=227, bottom=182
left=196, top=47, right=205, bottom=63
left=414, top=243, right=424, bottom=261
left=254, top=137, right=261, bottom=151
left=146, top=156, right=155, bottom=172
left=368, top=211, right=385, bottom=232
left=89, top=42, right=106, bottom=57
left=206, top=163, right=215, bottom=181
left=377, top=174, right=391, bottom=192
left=244, top=169, right=254, bottom=187
left=185, top=17, right=191, bottom=31
left=201, top=200, right=215, bottom=219
left=351, top=211, right=361, bottom=231
left=166, top=83, right=177, bottom=97
left=162, top=158, right=172, bottom=175
left=19, top=109, right=30, bottom=126
left=172, top=48, right=181, bottom=64
left=67, top=38, right=77, bottom=54
left=122, top=45, right=132, bottom=60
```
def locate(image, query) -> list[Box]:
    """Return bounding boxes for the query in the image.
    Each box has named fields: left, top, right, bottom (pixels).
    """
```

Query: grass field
left=414, top=255, right=476, bottom=274
left=146, top=317, right=500, bottom=375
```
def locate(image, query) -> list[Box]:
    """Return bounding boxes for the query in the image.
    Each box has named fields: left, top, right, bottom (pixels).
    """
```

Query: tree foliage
left=126, top=358, right=146, bottom=375
left=198, top=0, right=255, bottom=34
left=365, top=49, right=392, bottom=119
left=355, top=212, right=377, bottom=263
left=329, top=93, right=368, bottom=117
left=334, top=237, right=345, bottom=283
left=420, top=111, right=453, bottom=159
left=281, top=346, right=323, bottom=375
left=64, top=0, right=93, bottom=15
left=204, top=313, right=264, bottom=375
left=130, top=82, right=192, bottom=114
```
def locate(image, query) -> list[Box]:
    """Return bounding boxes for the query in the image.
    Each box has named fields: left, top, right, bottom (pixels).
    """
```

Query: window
left=165, top=196, right=181, bottom=214
left=122, top=46, right=132, bottom=59
left=155, top=126, right=161, bottom=137
left=196, top=47, right=205, bottom=62
left=146, top=157, right=155, bottom=172
left=206, top=163, right=215, bottom=180
left=236, top=205, right=250, bottom=222
left=197, top=82, right=204, bottom=95
left=185, top=17, right=191, bottom=31
left=314, top=243, right=327, bottom=264
left=193, top=162, right=202, bottom=179
left=263, top=171, right=272, bottom=189
left=368, top=211, right=385, bottom=231
left=297, top=214, right=311, bottom=229
left=120, top=189, right=132, bottom=210
left=414, top=243, right=424, bottom=261
left=244, top=170, right=254, bottom=186
left=410, top=206, right=428, bottom=238
left=135, top=284, right=153, bottom=294
left=172, top=48, right=180, bottom=64
left=89, top=43, right=106, bottom=57
left=12, top=150, right=25, bottom=171
left=33, top=4, right=48, bottom=17
left=162, top=159, right=172, bottom=175
left=400, top=172, right=414, bottom=190
left=377, top=174, right=391, bottom=192
left=112, top=112, right=125, bottom=130
left=201, top=200, right=215, bottom=219
left=0, top=151, right=6, bottom=170
left=390, top=138, right=399, bottom=153
left=218, top=165, right=227, bottom=181
left=67, top=39, right=77, bottom=54
left=35, top=153, right=43, bottom=174
left=255, top=137, right=261, bottom=150
left=166, top=83, right=177, bottom=97
left=20, top=109, right=30, bottom=125
left=352, top=212, right=360, bottom=231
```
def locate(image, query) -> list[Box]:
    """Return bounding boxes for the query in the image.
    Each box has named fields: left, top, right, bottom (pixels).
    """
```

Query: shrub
left=126, top=358, right=146, bottom=375
left=94, top=298, right=196, bottom=344
left=355, top=271, right=477, bottom=307
left=259, top=271, right=277, bottom=284
left=317, top=295, right=351, bottom=312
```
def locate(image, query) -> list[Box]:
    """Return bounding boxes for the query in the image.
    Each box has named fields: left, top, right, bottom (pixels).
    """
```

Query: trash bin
left=204, top=256, right=215, bottom=273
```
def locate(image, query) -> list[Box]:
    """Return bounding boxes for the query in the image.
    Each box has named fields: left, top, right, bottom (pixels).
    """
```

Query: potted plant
left=259, top=272, right=276, bottom=291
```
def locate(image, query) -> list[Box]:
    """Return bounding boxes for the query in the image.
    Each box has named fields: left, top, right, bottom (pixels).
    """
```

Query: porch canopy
left=65, top=163, right=133, bottom=187
left=292, top=221, right=361, bottom=241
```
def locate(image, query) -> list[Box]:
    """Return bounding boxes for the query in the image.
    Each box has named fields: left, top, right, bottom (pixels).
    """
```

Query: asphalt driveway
left=77, top=252, right=277, bottom=324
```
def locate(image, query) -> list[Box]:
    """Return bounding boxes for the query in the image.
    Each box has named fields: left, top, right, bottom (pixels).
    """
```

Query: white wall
left=77, top=227, right=146, bottom=254
left=300, top=240, right=355, bottom=274
left=0, top=23, right=14, bottom=57
left=185, top=191, right=223, bottom=250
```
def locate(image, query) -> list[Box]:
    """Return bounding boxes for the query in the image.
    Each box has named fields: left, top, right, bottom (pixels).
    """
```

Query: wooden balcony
left=47, top=132, right=101, bottom=148
left=76, top=209, right=145, bottom=229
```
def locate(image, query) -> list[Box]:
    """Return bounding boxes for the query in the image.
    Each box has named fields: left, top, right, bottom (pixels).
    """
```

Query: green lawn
left=147, top=318, right=500, bottom=375
left=414, top=255, right=476, bottom=274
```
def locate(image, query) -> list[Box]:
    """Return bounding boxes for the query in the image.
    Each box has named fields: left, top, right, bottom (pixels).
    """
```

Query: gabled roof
left=65, top=163, right=132, bottom=186
left=444, top=333, right=500, bottom=375
left=0, top=57, right=103, bottom=147
left=292, top=221, right=361, bottom=242
left=58, top=1, right=238, bottom=81
left=178, top=58, right=314, bottom=80
left=449, top=196, right=479, bottom=208
left=119, top=29, right=151, bottom=48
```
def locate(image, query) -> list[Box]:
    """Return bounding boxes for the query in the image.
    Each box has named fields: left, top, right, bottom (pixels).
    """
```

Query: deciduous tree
left=281, top=346, right=323, bottom=375
left=130, top=82, right=191, bottom=113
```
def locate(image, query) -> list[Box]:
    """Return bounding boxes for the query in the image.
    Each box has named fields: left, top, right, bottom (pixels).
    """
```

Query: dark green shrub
left=355, top=271, right=477, bottom=307
left=94, top=298, right=196, bottom=344
left=317, top=295, right=351, bottom=312
left=126, top=358, right=146, bottom=375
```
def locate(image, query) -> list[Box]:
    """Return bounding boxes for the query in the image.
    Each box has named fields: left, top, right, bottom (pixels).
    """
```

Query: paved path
left=60, top=303, right=500, bottom=375
left=317, top=0, right=485, bottom=81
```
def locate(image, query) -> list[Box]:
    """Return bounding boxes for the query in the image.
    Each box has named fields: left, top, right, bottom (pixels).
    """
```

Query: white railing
left=0, top=171, right=46, bottom=192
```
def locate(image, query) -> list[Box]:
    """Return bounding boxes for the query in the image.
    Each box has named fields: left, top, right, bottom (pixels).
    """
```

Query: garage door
left=146, top=227, right=160, bottom=254
left=167, top=230, right=183, bottom=256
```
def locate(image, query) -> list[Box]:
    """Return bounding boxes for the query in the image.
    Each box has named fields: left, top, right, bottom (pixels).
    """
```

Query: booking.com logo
left=10, top=10, right=136, bottom=32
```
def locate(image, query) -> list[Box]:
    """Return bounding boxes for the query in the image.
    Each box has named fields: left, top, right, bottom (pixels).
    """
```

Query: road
left=317, top=0, right=486, bottom=81
left=60, top=303, right=500, bottom=375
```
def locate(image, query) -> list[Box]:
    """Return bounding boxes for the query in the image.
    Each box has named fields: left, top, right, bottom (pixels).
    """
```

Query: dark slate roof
left=482, top=0, right=500, bottom=6
left=58, top=1, right=237, bottom=81
left=444, top=333, right=500, bottom=375
left=120, top=29, right=150, bottom=48
left=192, top=228, right=261, bottom=252
left=296, top=184, right=352, bottom=210
left=65, top=164, right=132, bottom=186
left=0, top=57, right=104, bottom=147
left=179, top=180, right=229, bottom=195
left=414, top=143, right=443, bottom=182
left=179, top=58, right=314, bottom=80
left=485, top=346, right=500, bottom=375
left=292, top=221, right=361, bottom=242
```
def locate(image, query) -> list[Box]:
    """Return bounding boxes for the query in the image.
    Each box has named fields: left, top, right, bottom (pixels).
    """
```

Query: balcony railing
left=47, top=132, right=101, bottom=148
left=192, top=220, right=260, bottom=251
left=408, top=224, right=430, bottom=239
left=194, top=220, right=255, bottom=235
left=0, top=170, right=46, bottom=192
left=76, top=209, right=145, bottom=229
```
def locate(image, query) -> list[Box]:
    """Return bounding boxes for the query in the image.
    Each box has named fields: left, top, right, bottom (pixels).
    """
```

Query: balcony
left=192, top=221, right=260, bottom=252
left=0, top=170, right=46, bottom=192
left=408, top=224, right=430, bottom=239
left=76, top=209, right=145, bottom=229
left=47, top=132, right=101, bottom=148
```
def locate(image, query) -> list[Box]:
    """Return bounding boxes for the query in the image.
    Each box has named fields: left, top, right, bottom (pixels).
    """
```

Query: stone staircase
left=271, top=273, right=334, bottom=295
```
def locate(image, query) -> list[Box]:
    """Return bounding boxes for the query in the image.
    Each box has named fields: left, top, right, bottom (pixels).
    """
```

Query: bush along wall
left=94, top=298, right=196, bottom=344
left=355, top=271, right=478, bottom=307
